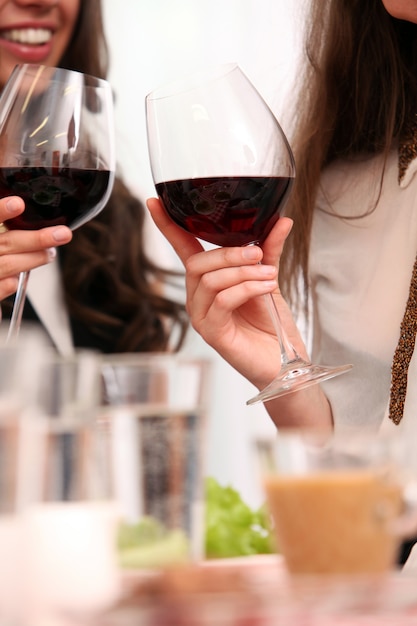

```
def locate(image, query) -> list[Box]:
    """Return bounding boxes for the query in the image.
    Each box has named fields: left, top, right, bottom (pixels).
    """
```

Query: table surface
left=54, top=554, right=417, bottom=625
left=115, top=554, right=417, bottom=625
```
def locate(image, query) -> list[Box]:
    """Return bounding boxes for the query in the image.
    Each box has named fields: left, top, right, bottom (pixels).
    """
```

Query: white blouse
left=309, top=149, right=417, bottom=436
left=27, top=261, right=74, bottom=356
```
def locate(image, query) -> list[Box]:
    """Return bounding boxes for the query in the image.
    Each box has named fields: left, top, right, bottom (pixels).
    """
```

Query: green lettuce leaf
left=205, top=476, right=276, bottom=558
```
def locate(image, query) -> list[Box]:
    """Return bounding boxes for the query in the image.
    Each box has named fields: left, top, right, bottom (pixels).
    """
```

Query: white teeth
left=2, top=28, right=52, bottom=45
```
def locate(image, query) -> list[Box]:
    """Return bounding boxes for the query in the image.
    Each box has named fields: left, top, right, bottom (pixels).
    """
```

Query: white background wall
left=101, top=0, right=305, bottom=507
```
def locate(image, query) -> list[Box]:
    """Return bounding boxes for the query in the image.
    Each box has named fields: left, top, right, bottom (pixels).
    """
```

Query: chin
left=381, top=0, right=417, bottom=23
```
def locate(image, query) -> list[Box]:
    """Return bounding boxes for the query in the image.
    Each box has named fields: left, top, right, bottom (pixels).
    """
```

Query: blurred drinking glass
left=22, top=350, right=122, bottom=622
left=100, top=353, right=211, bottom=569
left=256, top=429, right=417, bottom=577
left=0, top=326, right=49, bottom=625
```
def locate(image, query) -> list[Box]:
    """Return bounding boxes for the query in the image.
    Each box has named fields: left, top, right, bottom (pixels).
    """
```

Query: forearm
left=263, top=383, right=333, bottom=432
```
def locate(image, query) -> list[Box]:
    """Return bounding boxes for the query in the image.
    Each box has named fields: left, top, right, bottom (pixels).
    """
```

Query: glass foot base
left=246, top=362, right=353, bottom=406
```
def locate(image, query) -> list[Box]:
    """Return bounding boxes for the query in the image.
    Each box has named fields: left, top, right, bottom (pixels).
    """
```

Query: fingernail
left=242, top=246, right=261, bottom=260
left=52, top=226, right=70, bottom=243
left=47, top=247, right=57, bottom=262
left=5, top=198, right=21, bottom=213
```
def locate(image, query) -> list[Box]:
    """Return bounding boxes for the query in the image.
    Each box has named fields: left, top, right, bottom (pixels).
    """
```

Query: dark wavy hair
left=51, top=0, right=188, bottom=352
left=281, top=0, right=417, bottom=311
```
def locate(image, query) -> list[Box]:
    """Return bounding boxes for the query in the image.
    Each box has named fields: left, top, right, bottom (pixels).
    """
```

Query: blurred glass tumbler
left=0, top=327, right=50, bottom=625
left=101, top=354, right=211, bottom=567
left=23, top=351, right=122, bottom=619
left=27, top=350, right=104, bottom=502
left=256, top=430, right=417, bottom=576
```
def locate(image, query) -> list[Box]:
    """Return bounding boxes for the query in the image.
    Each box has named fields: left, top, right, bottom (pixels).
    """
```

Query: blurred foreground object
left=0, top=326, right=50, bottom=625
left=256, top=429, right=417, bottom=576
left=100, top=353, right=211, bottom=567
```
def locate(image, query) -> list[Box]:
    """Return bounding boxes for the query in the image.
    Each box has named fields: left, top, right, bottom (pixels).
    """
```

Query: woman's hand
left=147, top=197, right=333, bottom=430
left=0, top=197, right=72, bottom=301
left=147, top=197, right=307, bottom=385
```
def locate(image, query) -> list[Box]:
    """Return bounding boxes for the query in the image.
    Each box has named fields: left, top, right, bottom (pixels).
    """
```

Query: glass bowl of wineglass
left=0, top=63, right=115, bottom=341
left=145, top=63, right=352, bottom=405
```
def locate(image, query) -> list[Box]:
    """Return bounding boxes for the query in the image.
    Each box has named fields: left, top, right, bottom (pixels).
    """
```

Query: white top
left=27, top=261, right=74, bottom=356
left=309, top=148, right=417, bottom=435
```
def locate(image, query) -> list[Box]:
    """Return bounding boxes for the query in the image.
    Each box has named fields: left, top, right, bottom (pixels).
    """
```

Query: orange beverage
left=264, top=469, right=403, bottom=575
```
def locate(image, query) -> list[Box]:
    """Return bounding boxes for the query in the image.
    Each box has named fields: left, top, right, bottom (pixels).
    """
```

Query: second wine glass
left=0, top=63, right=115, bottom=341
left=146, top=63, right=352, bottom=405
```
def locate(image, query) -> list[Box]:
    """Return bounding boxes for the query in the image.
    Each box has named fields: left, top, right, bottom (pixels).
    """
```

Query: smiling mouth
left=1, top=28, right=52, bottom=46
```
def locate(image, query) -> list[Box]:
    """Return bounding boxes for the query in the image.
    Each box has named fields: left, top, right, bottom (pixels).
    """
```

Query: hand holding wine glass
left=0, top=64, right=115, bottom=341
left=146, top=63, right=352, bottom=405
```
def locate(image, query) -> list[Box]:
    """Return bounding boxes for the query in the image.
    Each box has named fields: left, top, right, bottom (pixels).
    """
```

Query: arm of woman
left=0, top=197, right=72, bottom=301
left=147, top=197, right=332, bottom=431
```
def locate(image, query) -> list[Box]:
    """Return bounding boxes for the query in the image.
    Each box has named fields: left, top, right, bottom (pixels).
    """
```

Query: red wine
left=156, top=176, right=293, bottom=246
left=0, top=166, right=112, bottom=231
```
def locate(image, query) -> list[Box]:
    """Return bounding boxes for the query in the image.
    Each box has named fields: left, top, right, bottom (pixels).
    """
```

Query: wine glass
left=0, top=63, right=115, bottom=342
left=145, top=63, right=352, bottom=405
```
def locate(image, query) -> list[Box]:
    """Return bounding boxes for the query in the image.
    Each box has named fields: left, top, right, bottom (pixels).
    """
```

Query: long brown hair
left=281, top=0, right=417, bottom=311
left=58, top=0, right=188, bottom=352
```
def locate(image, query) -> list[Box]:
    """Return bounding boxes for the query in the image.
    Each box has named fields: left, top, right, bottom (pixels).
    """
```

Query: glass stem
left=263, top=292, right=304, bottom=367
left=6, top=270, right=30, bottom=343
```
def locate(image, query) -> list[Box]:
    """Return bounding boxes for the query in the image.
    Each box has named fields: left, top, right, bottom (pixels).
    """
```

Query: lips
left=0, top=26, right=55, bottom=63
